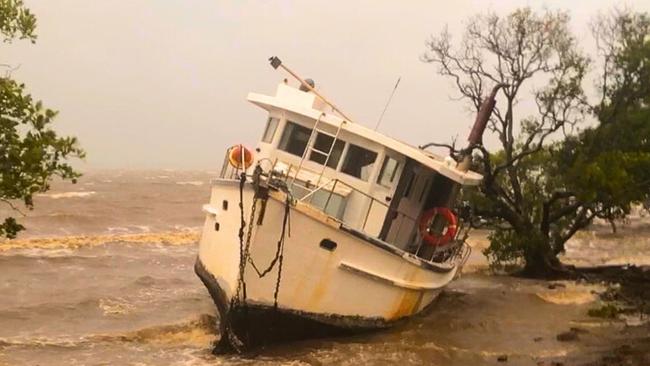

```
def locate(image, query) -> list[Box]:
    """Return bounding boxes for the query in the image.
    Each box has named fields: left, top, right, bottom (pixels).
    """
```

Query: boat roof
left=247, top=83, right=483, bottom=186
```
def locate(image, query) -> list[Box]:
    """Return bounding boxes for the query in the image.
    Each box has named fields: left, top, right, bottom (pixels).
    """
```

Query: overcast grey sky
left=4, top=1, right=649, bottom=169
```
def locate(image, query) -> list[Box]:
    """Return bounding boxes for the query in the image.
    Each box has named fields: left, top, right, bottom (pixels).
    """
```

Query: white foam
left=99, top=297, right=135, bottom=315
left=536, top=282, right=606, bottom=305
left=176, top=181, right=204, bottom=186
left=38, top=191, right=96, bottom=199
left=107, top=226, right=152, bottom=234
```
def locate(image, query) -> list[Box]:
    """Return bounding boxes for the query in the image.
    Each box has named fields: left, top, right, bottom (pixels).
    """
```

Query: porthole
left=319, top=239, right=337, bottom=251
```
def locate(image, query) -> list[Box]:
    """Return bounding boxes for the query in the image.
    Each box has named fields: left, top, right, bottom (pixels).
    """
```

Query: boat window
left=278, top=121, right=312, bottom=157
left=377, top=156, right=400, bottom=188
left=340, top=144, right=377, bottom=181
left=261, top=117, right=279, bottom=143
left=309, top=133, right=345, bottom=169
left=290, top=182, right=347, bottom=219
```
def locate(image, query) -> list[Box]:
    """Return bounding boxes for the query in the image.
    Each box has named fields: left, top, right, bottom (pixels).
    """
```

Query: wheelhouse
left=220, top=81, right=482, bottom=257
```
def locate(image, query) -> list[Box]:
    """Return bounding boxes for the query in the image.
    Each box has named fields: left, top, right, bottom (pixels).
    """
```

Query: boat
left=195, top=56, right=500, bottom=353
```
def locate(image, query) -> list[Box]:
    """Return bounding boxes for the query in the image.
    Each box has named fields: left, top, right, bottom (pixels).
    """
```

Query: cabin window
left=290, top=181, right=347, bottom=219
left=261, top=117, right=279, bottom=143
left=377, top=156, right=400, bottom=188
left=279, top=121, right=312, bottom=157
left=309, top=133, right=345, bottom=168
left=341, top=144, right=377, bottom=181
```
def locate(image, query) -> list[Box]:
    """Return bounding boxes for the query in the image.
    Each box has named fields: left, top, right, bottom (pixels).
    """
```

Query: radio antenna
left=374, top=77, right=401, bottom=131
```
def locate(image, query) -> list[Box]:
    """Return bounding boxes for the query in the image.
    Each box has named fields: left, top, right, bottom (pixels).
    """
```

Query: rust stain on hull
left=388, top=289, right=423, bottom=320
left=307, top=253, right=336, bottom=309
left=387, top=267, right=425, bottom=319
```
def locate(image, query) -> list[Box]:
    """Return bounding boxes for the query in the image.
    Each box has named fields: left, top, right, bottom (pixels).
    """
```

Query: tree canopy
left=423, top=8, right=650, bottom=276
left=0, top=0, right=36, bottom=42
left=1, top=0, right=84, bottom=238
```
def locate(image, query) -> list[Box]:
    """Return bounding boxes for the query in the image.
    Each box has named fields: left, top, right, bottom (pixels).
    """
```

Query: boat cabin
left=221, top=81, right=482, bottom=255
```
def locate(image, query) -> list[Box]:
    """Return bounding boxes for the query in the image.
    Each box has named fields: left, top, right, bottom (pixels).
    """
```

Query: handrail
left=291, top=113, right=325, bottom=186
left=217, top=146, right=466, bottom=264
left=218, top=142, right=421, bottom=249
left=290, top=175, right=419, bottom=239
left=298, top=178, right=336, bottom=202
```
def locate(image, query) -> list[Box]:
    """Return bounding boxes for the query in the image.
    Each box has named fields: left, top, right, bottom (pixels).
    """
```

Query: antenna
left=374, top=77, right=401, bottom=131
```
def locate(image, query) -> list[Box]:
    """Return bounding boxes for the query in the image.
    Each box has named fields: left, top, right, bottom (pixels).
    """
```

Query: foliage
left=587, top=304, right=621, bottom=319
left=562, top=10, right=650, bottom=216
left=0, top=0, right=36, bottom=42
left=424, top=8, right=650, bottom=276
left=1, top=0, right=84, bottom=238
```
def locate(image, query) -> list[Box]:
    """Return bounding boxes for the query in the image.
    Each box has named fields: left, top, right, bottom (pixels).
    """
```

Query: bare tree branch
left=0, top=198, right=27, bottom=217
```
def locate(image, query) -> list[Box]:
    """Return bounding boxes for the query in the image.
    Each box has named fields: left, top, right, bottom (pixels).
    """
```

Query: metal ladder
left=291, top=114, right=346, bottom=191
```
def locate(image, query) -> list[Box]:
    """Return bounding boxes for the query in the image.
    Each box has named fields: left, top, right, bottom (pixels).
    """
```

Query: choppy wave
left=98, top=297, right=136, bottom=316
left=90, top=314, right=217, bottom=347
left=0, top=315, right=217, bottom=349
left=421, top=341, right=570, bottom=359
left=37, top=191, right=96, bottom=199
left=0, top=230, right=200, bottom=252
left=176, top=181, right=205, bottom=186
left=106, top=225, right=152, bottom=234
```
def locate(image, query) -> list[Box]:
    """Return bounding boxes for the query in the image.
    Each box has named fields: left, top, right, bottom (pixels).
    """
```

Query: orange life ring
left=228, top=144, right=254, bottom=169
left=419, top=207, right=458, bottom=246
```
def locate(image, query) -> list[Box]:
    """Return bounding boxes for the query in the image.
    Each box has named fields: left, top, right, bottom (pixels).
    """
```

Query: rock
left=547, top=283, right=566, bottom=290
left=556, top=330, right=579, bottom=342
left=615, top=344, right=632, bottom=355
left=497, top=354, right=508, bottom=362
left=602, top=354, right=623, bottom=363
left=569, top=327, right=589, bottom=334
left=533, top=336, right=543, bottom=342
left=587, top=304, right=620, bottom=318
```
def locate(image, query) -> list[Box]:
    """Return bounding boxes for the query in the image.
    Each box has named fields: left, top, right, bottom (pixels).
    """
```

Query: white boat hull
left=196, top=180, right=459, bottom=351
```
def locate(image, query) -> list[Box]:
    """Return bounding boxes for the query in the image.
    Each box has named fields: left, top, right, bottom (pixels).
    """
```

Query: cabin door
left=363, top=153, right=404, bottom=236
left=380, top=160, right=434, bottom=250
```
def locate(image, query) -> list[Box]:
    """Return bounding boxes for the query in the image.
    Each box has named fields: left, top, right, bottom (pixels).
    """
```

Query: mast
left=420, top=84, right=504, bottom=258
left=268, top=56, right=354, bottom=123
left=456, top=84, right=505, bottom=172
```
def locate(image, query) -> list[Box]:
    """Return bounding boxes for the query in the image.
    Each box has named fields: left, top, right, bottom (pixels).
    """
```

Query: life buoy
left=419, top=207, right=458, bottom=246
left=228, top=144, right=254, bottom=169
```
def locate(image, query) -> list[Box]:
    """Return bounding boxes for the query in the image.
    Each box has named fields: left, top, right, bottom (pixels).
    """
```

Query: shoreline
left=1, top=218, right=649, bottom=364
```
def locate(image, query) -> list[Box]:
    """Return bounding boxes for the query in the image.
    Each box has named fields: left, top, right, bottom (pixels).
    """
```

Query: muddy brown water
left=1, top=170, right=648, bottom=365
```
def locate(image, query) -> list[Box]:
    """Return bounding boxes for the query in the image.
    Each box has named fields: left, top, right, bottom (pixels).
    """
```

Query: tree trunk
left=520, top=231, right=566, bottom=278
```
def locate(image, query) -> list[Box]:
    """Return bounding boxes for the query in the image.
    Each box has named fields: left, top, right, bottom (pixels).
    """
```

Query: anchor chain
left=233, top=168, right=293, bottom=307
left=233, top=172, right=249, bottom=305
left=225, top=168, right=294, bottom=352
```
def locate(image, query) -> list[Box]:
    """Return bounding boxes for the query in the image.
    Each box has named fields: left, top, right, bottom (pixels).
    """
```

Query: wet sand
left=1, top=171, right=649, bottom=365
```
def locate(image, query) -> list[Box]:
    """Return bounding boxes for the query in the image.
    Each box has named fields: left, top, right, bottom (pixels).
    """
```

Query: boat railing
left=221, top=155, right=422, bottom=250
left=219, top=153, right=469, bottom=266
left=293, top=176, right=471, bottom=266
left=291, top=175, right=419, bottom=244
left=219, top=151, right=420, bottom=249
